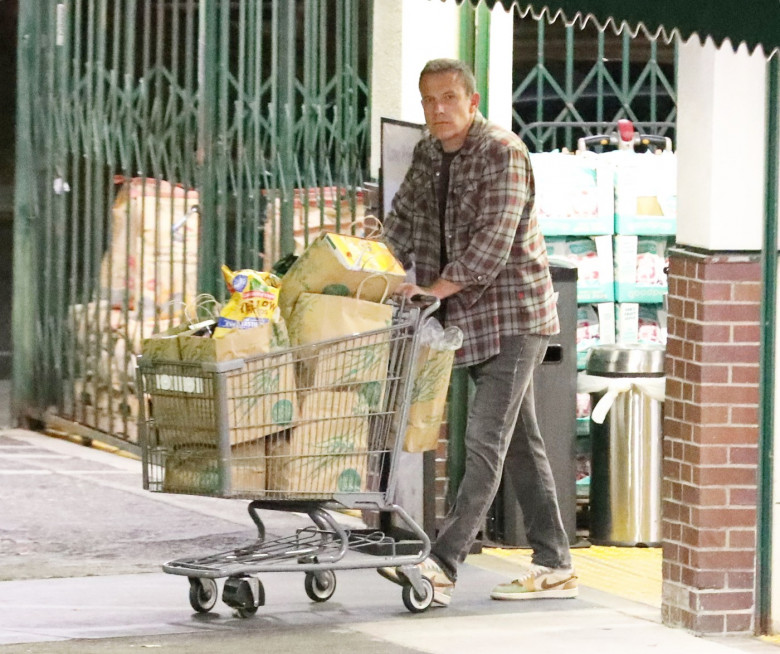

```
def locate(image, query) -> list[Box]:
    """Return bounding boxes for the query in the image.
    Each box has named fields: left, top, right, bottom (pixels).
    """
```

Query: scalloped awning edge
left=458, top=1, right=778, bottom=56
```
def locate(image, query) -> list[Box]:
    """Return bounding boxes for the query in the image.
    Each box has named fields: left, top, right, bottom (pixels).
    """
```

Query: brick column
left=663, top=247, right=762, bottom=634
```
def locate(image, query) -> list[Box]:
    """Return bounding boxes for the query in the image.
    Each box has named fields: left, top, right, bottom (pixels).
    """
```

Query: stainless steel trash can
left=585, top=344, right=665, bottom=546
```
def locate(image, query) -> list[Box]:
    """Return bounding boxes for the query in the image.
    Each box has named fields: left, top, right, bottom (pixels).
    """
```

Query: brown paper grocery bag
left=266, top=391, right=369, bottom=495
left=287, top=287, right=393, bottom=392
left=229, top=438, right=267, bottom=493
left=278, top=232, right=404, bottom=321
left=162, top=439, right=267, bottom=495
left=403, top=346, right=456, bottom=453
left=226, top=350, right=298, bottom=444
left=287, top=290, right=393, bottom=347
left=149, top=318, right=297, bottom=448
left=163, top=447, right=220, bottom=495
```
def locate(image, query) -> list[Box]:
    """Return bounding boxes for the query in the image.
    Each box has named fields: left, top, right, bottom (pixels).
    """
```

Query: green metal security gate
left=510, top=12, right=677, bottom=152
left=13, top=0, right=371, bottom=449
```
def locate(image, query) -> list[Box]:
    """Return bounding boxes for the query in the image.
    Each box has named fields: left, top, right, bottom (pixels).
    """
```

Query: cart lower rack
left=136, top=297, right=441, bottom=615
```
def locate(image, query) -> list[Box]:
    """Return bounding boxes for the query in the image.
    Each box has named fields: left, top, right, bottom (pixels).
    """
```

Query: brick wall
left=663, top=247, right=762, bottom=634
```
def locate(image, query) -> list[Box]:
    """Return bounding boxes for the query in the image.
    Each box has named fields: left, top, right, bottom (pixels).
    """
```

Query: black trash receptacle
left=490, top=262, right=578, bottom=546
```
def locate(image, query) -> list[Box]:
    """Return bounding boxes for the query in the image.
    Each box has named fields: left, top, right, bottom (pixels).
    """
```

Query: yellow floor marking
left=483, top=546, right=663, bottom=608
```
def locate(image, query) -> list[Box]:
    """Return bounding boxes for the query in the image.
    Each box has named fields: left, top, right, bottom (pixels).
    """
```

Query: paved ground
left=0, top=427, right=778, bottom=654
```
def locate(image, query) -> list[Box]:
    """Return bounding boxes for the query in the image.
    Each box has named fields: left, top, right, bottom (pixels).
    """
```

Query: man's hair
left=419, top=58, right=477, bottom=96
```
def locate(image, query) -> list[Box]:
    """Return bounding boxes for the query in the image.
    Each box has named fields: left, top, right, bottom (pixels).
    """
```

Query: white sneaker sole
left=491, top=587, right=578, bottom=601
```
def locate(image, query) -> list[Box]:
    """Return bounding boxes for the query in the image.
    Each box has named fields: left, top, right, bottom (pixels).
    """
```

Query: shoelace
left=512, top=563, right=553, bottom=584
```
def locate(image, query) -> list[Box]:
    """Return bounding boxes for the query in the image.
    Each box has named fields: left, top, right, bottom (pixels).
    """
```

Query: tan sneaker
left=490, top=564, right=578, bottom=600
left=397, top=557, right=455, bottom=606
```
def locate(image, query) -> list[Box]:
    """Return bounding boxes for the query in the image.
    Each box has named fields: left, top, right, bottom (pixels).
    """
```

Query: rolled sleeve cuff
left=442, top=260, right=490, bottom=308
left=443, top=260, right=484, bottom=285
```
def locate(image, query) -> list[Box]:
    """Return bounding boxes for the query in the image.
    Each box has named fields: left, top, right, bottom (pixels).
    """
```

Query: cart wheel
left=235, top=605, right=259, bottom=618
left=402, top=578, right=434, bottom=613
left=222, top=576, right=265, bottom=618
left=304, top=570, right=336, bottom=602
left=188, top=577, right=218, bottom=613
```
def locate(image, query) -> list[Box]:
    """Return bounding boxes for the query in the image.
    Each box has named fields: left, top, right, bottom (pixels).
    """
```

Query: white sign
left=380, top=118, right=424, bottom=218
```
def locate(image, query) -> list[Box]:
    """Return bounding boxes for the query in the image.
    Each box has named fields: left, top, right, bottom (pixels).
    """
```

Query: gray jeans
left=430, top=334, right=572, bottom=581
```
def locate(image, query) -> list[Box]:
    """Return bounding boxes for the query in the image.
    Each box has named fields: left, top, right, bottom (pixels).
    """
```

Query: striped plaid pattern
left=384, top=113, right=559, bottom=367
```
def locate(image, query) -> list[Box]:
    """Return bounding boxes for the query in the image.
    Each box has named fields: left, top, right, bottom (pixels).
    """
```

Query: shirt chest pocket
left=454, top=182, right=481, bottom=222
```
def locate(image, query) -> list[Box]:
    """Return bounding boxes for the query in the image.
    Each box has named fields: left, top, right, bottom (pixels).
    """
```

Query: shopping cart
left=136, top=295, right=441, bottom=616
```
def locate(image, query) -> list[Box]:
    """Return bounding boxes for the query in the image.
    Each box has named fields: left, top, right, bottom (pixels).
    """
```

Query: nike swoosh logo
left=540, top=575, right=575, bottom=590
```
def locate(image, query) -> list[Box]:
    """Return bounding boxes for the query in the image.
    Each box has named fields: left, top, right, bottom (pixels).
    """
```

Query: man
left=381, top=58, right=577, bottom=606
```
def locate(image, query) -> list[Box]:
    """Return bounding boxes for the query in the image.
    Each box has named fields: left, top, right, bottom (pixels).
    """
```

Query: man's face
left=419, top=71, right=479, bottom=152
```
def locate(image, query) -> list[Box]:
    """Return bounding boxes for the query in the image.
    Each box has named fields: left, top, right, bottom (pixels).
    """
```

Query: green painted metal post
left=458, top=2, right=475, bottom=67
left=276, top=0, right=296, bottom=259
left=12, top=2, right=39, bottom=425
left=197, top=0, right=219, bottom=297
left=475, top=3, right=491, bottom=116
left=446, top=2, right=491, bottom=504
left=757, top=52, right=779, bottom=636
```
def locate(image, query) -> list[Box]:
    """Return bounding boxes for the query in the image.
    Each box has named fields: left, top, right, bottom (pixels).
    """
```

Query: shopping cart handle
left=576, top=134, right=616, bottom=152
left=410, top=293, right=439, bottom=305
left=410, top=294, right=441, bottom=319
left=635, top=134, right=673, bottom=151
left=577, top=132, right=672, bottom=153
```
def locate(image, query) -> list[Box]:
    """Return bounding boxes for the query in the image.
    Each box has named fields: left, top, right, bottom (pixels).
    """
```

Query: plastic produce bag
left=404, top=319, right=463, bottom=453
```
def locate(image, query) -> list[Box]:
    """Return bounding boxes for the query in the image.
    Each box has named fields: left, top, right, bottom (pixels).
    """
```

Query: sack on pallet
left=278, top=232, right=404, bottom=322
left=403, top=321, right=463, bottom=453
left=101, top=177, right=199, bottom=318
left=266, top=391, right=370, bottom=495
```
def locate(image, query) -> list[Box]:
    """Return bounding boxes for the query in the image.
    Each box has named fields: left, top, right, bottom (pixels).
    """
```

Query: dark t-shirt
left=438, top=150, right=458, bottom=272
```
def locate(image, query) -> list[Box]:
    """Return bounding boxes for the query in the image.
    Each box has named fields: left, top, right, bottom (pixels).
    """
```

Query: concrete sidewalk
left=0, top=428, right=776, bottom=654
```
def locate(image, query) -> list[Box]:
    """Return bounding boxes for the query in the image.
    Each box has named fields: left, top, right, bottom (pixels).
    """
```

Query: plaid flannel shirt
left=384, top=113, right=559, bottom=367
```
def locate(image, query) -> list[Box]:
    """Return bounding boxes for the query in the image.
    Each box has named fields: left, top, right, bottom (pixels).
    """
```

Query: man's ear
left=470, top=92, right=480, bottom=113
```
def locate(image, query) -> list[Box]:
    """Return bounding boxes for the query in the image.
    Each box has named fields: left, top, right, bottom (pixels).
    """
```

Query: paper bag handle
left=363, top=215, right=384, bottom=239
left=356, top=273, right=391, bottom=303
left=184, top=293, right=223, bottom=325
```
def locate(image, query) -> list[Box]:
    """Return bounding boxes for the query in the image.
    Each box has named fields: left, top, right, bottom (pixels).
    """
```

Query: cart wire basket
left=136, top=296, right=442, bottom=615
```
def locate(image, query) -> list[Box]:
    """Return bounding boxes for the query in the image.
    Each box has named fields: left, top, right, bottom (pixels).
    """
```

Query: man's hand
left=395, top=278, right=462, bottom=300
left=395, top=282, right=426, bottom=299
